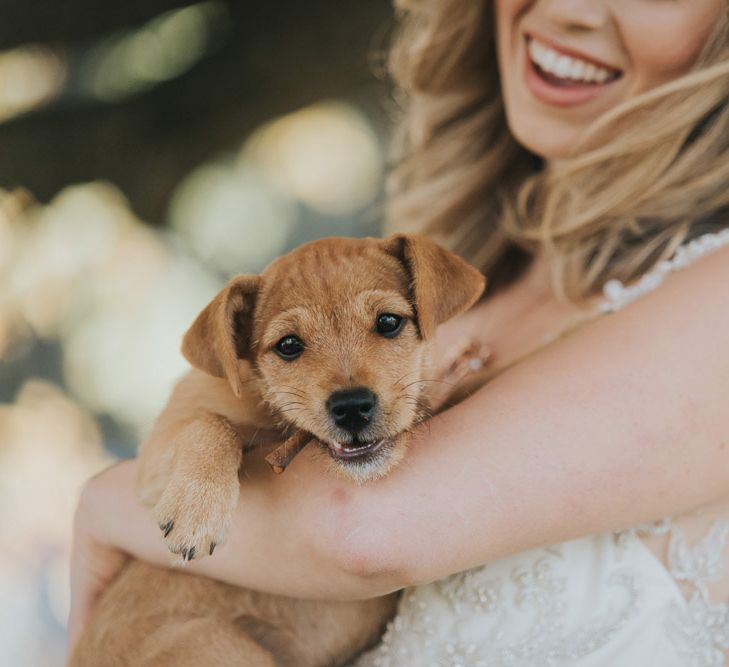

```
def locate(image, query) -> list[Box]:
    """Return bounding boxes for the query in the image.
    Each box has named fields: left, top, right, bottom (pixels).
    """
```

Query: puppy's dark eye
left=275, top=335, right=304, bottom=360
left=376, top=313, right=404, bottom=338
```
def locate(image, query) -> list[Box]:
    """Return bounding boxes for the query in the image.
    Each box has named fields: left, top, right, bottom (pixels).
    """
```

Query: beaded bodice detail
left=351, top=230, right=729, bottom=667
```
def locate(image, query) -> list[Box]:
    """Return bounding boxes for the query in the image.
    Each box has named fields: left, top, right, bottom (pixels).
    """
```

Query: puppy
left=71, top=234, right=486, bottom=667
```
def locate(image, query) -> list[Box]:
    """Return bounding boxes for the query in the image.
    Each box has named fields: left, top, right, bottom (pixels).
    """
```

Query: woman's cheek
left=623, top=6, right=724, bottom=90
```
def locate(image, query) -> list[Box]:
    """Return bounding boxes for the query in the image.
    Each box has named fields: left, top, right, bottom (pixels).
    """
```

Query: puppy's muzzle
left=325, top=388, right=389, bottom=461
left=326, top=387, right=377, bottom=436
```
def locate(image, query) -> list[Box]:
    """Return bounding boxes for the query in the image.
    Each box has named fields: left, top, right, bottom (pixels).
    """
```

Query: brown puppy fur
left=72, top=234, right=485, bottom=667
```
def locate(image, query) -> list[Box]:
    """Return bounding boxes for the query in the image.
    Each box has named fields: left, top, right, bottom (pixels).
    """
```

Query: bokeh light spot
left=242, top=101, right=384, bottom=216
left=83, top=1, right=228, bottom=102
left=0, top=46, right=66, bottom=123
left=169, top=162, right=295, bottom=274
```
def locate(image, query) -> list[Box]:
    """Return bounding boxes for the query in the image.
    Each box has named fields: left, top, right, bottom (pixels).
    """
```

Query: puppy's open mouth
left=326, top=438, right=392, bottom=460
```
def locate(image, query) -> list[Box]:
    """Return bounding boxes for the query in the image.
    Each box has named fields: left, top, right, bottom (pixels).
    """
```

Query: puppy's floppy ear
left=181, top=275, right=260, bottom=398
left=381, top=233, right=486, bottom=339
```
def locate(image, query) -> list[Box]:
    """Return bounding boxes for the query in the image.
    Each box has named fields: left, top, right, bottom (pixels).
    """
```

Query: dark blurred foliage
left=0, top=0, right=392, bottom=222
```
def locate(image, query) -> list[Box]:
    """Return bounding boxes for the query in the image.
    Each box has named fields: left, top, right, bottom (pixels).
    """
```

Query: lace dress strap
left=599, top=228, right=729, bottom=314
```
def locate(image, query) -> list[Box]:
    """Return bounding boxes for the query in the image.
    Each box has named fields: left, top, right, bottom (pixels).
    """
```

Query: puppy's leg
left=152, top=413, right=242, bottom=561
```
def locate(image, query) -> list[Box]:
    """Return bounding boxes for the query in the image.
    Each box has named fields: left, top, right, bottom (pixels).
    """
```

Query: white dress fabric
left=352, top=229, right=729, bottom=667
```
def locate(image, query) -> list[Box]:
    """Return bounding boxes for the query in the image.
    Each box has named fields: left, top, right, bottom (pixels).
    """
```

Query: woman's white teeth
left=528, top=38, right=616, bottom=84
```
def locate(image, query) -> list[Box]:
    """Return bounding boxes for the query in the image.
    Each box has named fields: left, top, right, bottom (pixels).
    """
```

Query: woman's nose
left=540, top=0, right=611, bottom=32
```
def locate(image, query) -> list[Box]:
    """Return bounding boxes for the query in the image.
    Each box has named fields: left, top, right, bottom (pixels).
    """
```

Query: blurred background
left=0, top=1, right=393, bottom=663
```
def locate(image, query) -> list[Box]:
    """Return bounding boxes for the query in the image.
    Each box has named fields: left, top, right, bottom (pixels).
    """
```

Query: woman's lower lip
left=523, top=45, right=617, bottom=108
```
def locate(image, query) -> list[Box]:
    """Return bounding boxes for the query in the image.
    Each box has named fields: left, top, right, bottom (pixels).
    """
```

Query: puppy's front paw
left=153, top=472, right=239, bottom=562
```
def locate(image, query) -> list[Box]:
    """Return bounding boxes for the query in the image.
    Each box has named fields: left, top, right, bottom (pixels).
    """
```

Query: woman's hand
left=67, top=463, right=132, bottom=655
left=65, top=453, right=400, bottom=661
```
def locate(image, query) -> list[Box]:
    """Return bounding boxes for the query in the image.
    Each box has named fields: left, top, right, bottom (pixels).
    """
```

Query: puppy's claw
left=209, top=542, right=217, bottom=556
left=159, top=520, right=174, bottom=538
left=154, top=472, right=238, bottom=563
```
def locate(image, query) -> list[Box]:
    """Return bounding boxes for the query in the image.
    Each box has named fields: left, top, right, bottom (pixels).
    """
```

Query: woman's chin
left=507, top=114, right=586, bottom=161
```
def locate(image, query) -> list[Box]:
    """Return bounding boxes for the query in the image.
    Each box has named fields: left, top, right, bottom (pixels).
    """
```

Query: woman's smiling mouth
left=524, top=35, right=623, bottom=107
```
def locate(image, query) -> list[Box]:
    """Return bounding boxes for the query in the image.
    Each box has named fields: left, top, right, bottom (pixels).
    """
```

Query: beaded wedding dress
left=351, top=230, right=729, bottom=667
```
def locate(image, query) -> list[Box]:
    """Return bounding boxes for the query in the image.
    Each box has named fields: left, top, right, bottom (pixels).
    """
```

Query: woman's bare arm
left=70, top=244, right=729, bottom=638
left=322, top=243, right=729, bottom=584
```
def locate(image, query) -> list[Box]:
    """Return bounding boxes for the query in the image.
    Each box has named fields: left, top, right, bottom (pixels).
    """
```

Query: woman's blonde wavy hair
left=386, top=0, right=729, bottom=299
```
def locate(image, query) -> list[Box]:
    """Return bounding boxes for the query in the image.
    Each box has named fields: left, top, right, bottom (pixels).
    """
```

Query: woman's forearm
left=80, top=457, right=404, bottom=601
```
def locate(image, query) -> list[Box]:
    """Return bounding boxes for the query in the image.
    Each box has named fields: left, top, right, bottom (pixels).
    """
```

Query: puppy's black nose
left=327, top=387, right=377, bottom=435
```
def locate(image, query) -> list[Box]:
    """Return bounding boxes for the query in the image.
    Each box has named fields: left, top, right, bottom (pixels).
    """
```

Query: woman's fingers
left=67, top=472, right=131, bottom=659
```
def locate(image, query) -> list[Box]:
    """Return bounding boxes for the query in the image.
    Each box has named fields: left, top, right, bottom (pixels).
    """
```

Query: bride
left=69, top=0, right=729, bottom=664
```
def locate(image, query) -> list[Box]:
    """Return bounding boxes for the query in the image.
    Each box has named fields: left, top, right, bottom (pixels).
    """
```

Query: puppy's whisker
left=393, top=369, right=421, bottom=387
left=277, top=404, right=305, bottom=413
left=271, top=415, right=301, bottom=429
left=278, top=385, right=307, bottom=397
left=265, top=396, right=302, bottom=408
left=399, top=378, right=458, bottom=392
left=269, top=390, right=307, bottom=399
left=395, top=389, right=425, bottom=403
